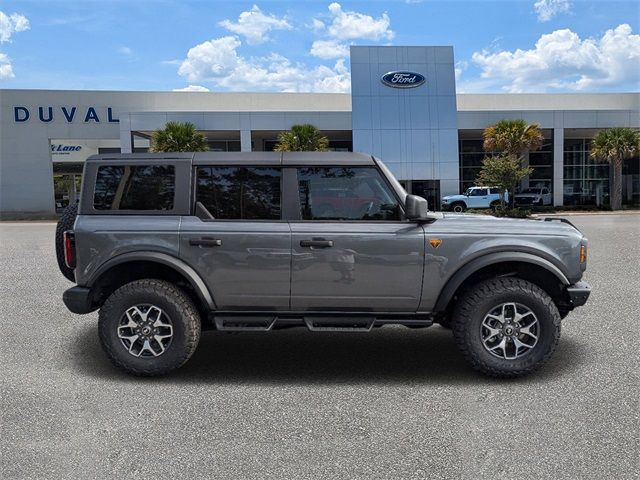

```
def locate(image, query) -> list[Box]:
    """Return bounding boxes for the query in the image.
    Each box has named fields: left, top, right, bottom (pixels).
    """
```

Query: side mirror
left=405, top=194, right=429, bottom=221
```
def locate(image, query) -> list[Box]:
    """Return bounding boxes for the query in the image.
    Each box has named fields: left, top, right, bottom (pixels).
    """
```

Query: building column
left=240, top=129, right=252, bottom=152
left=553, top=127, right=564, bottom=206
left=119, top=115, right=133, bottom=154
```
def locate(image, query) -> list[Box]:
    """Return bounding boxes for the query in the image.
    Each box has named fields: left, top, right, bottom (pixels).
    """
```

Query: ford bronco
left=58, top=152, right=591, bottom=377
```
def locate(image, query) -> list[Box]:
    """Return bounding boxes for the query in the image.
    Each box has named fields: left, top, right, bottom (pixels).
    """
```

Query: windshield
left=520, top=188, right=539, bottom=194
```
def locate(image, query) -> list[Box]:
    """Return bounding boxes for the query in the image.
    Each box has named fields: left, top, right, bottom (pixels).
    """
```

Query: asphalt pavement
left=1, top=214, right=638, bottom=479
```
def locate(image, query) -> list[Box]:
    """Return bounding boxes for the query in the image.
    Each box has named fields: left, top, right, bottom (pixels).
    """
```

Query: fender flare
left=433, top=251, right=569, bottom=312
left=87, top=251, right=216, bottom=310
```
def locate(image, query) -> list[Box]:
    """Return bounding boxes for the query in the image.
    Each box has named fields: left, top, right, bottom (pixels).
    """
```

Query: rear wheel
left=451, top=202, right=466, bottom=213
left=98, top=279, right=201, bottom=376
left=55, top=203, right=78, bottom=282
left=452, top=277, right=561, bottom=378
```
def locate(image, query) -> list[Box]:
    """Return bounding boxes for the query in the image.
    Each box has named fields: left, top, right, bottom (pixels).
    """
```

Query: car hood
left=515, top=194, right=540, bottom=198
left=432, top=212, right=580, bottom=237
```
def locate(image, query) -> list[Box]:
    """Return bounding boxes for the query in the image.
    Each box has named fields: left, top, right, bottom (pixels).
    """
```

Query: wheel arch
left=86, top=252, right=216, bottom=311
left=434, top=252, right=570, bottom=314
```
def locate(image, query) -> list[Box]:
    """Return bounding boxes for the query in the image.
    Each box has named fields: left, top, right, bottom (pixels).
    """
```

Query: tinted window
left=469, top=188, right=487, bottom=196
left=94, top=165, right=175, bottom=210
left=489, top=188, right=500, bottom=194
left=298, top=167, right=401, bottom=221
left=196, top=167, right=281, bottom=220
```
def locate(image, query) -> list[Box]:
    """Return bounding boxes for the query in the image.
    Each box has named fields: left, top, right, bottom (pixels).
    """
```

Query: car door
left=289, top=166, right=425, bottom=312
left=467, top=188, right=488, bottom=208
left=180, top=165, right=291, bottom=310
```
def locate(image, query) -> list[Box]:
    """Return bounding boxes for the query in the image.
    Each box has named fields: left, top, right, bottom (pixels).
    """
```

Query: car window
left=196, top=166, right=281, bottom=220
left=94, top=165, right=175, bottom=211
left=489, top=188, right=500, bottom=194
left=542, top=189, right=549, bottom=194
left=469, top=188, right=486, bottom=196
left=297, top=167, right=401, bottom=221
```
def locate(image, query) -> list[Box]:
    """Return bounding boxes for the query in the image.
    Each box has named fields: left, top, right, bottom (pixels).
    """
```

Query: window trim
left=192, top=165, right=286, bottom=222
left=290, top=164, right=409, bottom=223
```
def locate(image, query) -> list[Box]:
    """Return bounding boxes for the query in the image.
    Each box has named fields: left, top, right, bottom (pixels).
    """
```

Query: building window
left=405, top=180, right=441, bottom=211
left=208, top=140, right=241, bottom=152
left=528, top=138, right=553, bottom=190
left=563, top=138, right=610, bottom=206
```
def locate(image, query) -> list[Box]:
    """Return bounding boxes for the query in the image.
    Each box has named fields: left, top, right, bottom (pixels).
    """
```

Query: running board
left=210, top=313, right=433, bottom=332
left=304, top=316, right=375, bottom=332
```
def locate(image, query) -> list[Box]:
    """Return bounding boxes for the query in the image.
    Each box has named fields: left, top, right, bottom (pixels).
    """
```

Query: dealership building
left=1, top=45, right=638, bottom=217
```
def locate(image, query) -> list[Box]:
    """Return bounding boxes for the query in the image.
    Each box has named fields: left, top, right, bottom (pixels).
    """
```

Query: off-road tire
left=55, top=203, right=78, bottom=282
left=451, top=202, right=466, bottom=213
left=452, top=277, right=561, bottom=378
left=98, top=279, right=201, bottom=376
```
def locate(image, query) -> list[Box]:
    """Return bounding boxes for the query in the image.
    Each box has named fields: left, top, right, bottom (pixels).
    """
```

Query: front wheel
left=452, top=278, right=561, bottom=378
left=451, top=202, right=466, bottom=213
left=98, top=279, right=201, bottom=376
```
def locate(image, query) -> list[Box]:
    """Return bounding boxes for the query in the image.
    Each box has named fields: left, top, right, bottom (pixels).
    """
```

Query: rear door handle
left=300, top=239, right=333, bottom=248
left=189, top=237, right=222, bottom=247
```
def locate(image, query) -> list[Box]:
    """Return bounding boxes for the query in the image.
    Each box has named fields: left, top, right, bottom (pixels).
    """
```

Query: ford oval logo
left=381, top=71, right=426, bottom=88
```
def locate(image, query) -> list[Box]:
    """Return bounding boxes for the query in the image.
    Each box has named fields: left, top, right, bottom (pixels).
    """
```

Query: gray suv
left=59, top=152, right=591, bottom=378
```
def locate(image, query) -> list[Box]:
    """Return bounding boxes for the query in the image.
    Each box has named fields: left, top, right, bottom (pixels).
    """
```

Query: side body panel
left=179, top=217, right=292, bottom=310
left=418, top=215, right=585, bottom=312
left=74, top=215, right=182, bottom=286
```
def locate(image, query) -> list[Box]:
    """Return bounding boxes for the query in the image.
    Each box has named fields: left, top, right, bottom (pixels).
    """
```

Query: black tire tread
left=452, top=277, right=561, bottom=378
left=55, top=203, right=78, bottom=282
left=98, top=279, right=201, bottom=376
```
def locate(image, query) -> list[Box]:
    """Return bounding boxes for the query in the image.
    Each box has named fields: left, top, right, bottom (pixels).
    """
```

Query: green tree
left=150, top=121, right=208, bottom=152
left=274, top=124, right=329, bottom=152
left=590, top=127, right=640, bottom=210
left=482, top=119, right=544, bottom=207
left=476, top=155, right=533, bottom=209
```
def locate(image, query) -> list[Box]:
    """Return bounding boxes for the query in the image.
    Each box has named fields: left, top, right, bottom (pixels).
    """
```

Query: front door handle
left=300, top=239, right=333, bottom=248
left=189, top=237, right=222, bottom=247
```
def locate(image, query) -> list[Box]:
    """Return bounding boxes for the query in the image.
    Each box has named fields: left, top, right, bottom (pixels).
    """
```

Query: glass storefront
left=459, top=132, right=553, bottom=194
left=563, top=138, right=610, bottom=206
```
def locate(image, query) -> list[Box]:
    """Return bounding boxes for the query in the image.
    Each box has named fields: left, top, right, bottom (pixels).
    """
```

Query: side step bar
left=210, top=313, right=432, bottom=332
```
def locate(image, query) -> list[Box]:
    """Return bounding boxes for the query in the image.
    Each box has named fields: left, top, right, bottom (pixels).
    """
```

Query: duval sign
left=13, top=106, right=119, bottom=123
left=381, top=71, right=426, bottom=88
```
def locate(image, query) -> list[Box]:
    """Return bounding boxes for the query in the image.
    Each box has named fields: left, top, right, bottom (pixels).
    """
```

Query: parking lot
left=1, top=214, right=638, bottom=479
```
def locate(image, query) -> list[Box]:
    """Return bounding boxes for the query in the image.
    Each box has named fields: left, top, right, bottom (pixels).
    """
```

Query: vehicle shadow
left=72, top=324, right=585, bottom=386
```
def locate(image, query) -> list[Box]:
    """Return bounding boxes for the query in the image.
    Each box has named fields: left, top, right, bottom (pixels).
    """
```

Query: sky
left=0, top=0, right=638, bottom=93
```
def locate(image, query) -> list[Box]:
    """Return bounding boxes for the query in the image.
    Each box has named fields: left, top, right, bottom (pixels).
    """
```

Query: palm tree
left=150, top=121, right=208, bottom=152
left=483, top=119, right=544, bottom=158
left=482, top=119, right=544, bottom=207
left=274, top=124, right=329, bottom=152
left=590, top=127, right=640, bottom=210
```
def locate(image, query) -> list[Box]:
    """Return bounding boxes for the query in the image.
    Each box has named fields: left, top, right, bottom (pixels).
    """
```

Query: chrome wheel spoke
left=117, top=304, right=173, bottom=358
left=481, top=302, right=539, bottom=361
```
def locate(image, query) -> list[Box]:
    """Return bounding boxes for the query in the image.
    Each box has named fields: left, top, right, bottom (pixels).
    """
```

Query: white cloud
left=177, top=35, right=350, bottom=92
left=0, top=11, right=29, bottom=81
left=310, top=39, right=350, bottom=60
left=471, top=24, right=640, bottom=92
left=0, top=11, right=29, bottom=43
left=454, top=60, right=468, bottom=81
left=173, top=85, right=210, bottom=92
left=118, top=46, right=133, bottom=56
left=534, top=0, right=571, bottom=22
left=0, top=52, right=14, bottom=79
left=324, top=3, right=393, bottom=41
left=219, top=5, right=291, bottom=45
left=310, top=18, right=325, bottom=32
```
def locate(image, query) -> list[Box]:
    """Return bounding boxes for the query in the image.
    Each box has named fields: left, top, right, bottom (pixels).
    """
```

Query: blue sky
left=0, top=0, right=638, bottom=93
